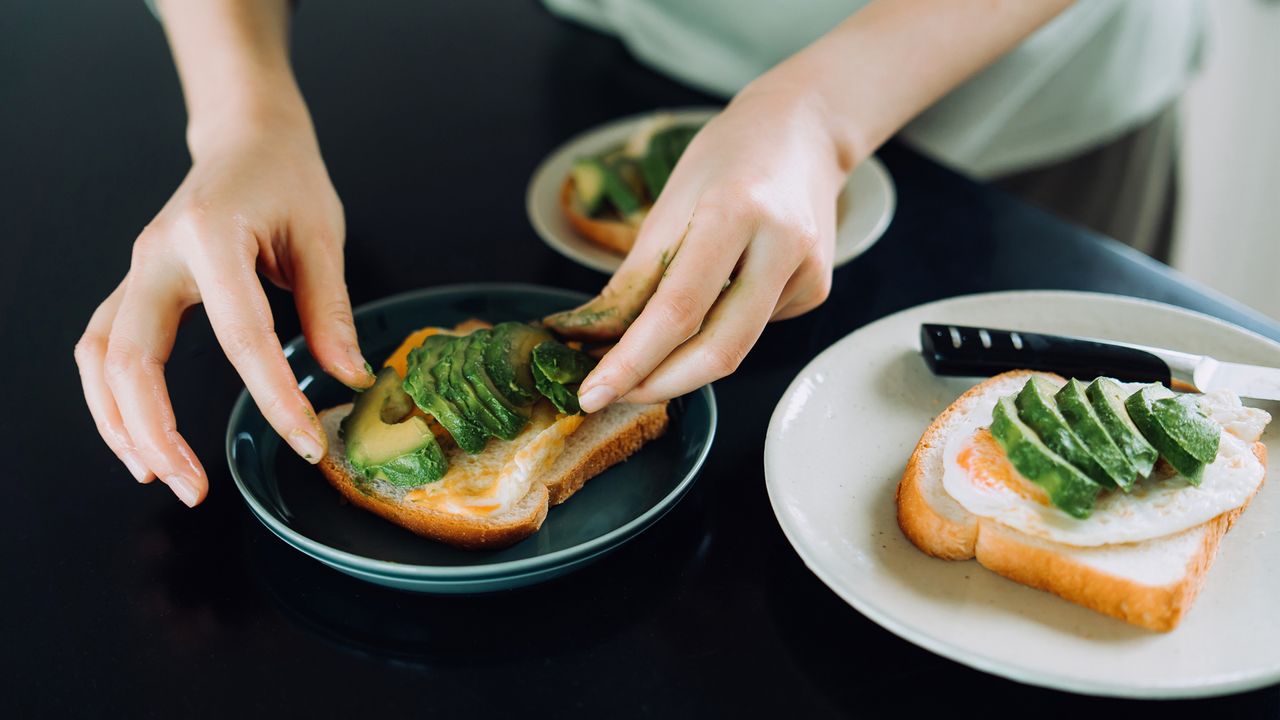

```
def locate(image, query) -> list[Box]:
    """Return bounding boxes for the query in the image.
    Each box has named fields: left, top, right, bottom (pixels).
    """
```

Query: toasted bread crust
left=896, top=370, right=1055, bottom=560
left=317, top=447, right=551, bottom=550
left=896, top=370, right=1269, bottom=632
left=561, top=178, right=639, bottom=255
left=316, top=402, right=669, bottom=550
left=974, top=444, right=1266, bottom=632
left=545, top=404, right=669, bottom=505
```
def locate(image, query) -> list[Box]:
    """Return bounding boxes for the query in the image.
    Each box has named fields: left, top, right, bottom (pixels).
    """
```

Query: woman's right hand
left=74, top=103, right=373, bottom=507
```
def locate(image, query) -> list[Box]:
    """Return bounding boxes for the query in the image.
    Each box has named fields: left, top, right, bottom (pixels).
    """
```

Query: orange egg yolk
left=957, top=428, right=1050, bottom=505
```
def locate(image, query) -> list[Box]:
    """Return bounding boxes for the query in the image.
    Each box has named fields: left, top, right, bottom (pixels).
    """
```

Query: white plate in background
left=526, top=107, right=896, bottom=274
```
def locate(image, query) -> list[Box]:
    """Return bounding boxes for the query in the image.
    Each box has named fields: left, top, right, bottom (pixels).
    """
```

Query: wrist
left=186, top=81, right=316, bottom=163
left=731, top=62, right=865, bottom=178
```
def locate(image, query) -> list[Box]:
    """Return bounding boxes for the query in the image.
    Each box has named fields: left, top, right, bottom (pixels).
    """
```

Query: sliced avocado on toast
left=991, top=395, right=1102, bottom=519
left=578, top=121, right=703, bottom=219
left=1015, top=376, right=1115, bottom=488
left=436, top=334, right=513, bottom=442
left=461, top=329, right=530, bottom=440
left=1086, top=377, right=1159, bottom=477
left=1156, top=395, right=1221, bottom=466
left=638, top=124, right=700, bottom=199
left=531, top=340, right=597, bottom=415
left=1054, top=378, right=1140, bottom=489
left=1125, top=385, right=1213, bottom=484
left=402, top=334, right=488, bottom=454
left=361, top=323, right=602, bottom=482
left=342, top=368, right=448, bottom=487
left=570, top=158, right=607, bottom=215
left=484, top=322, right=553, bottom=406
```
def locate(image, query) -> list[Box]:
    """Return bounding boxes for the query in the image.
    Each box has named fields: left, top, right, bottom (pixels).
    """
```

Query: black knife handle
left=919, top=324, right=1172, bottom=386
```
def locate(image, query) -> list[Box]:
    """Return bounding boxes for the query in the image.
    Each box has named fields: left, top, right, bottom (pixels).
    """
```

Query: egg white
left=940, top=380, right=1271, bottom=547
left=404, top=403, right=582, bottom=517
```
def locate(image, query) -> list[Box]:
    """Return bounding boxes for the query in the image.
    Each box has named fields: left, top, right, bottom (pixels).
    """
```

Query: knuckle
left=699, top=341, right=747, bottom=377
left=322, top=299, right=355, bottom=330
left=603, top=352, right=645, bottom=387
left=810, top=272, right=833, bottom=305
left=73, top=333, right=106, bottom=366
left=131, top=228, right=167, bottom=265
left=171, top=205, right=214, bottom=241
left=652, top=289, right=703, bottom=338
left=790, top=270, right=833, bottom=316
left=699, top=183, right=760, bottom=220
left=787, top=224, right=822, bottom=256
left=101, top=343, right=139, bottom=387
left=220, top=322, right=274, bottom=358
left=255, top=390, right=293, bottom=422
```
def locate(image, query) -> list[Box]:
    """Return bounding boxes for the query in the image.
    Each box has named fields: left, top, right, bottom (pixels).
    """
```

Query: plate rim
left=227, top=282, right=718, bottom=581
left=524, top=106, right=895, bottom=274
left=764, top=289, right=1280, bottom=699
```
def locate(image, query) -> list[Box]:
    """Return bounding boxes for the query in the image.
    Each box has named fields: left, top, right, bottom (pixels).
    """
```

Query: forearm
left=760, top=0, right=1073, bottom=172
left=154, top=0, right=311, bottom=158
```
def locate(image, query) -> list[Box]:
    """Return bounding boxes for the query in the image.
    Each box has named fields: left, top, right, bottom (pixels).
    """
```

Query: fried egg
left=941, top=381, right=1270, bottom=547
left=403, top=402, right=584, bottom=517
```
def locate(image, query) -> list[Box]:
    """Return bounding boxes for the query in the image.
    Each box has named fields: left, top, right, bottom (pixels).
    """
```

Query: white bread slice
left=316, top=401, right=669, bottom=550
left=897, top=370, right=1267, bottom=632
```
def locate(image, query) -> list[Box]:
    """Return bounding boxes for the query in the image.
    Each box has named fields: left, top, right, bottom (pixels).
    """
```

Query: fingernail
left=289, top=430, right=326, bottom=464
left=578, top=385, right=617, bottom=414
left=350, top=347, right=375, bottom=383
left=122, top=452, right=152, bottom=483
left=166, top=476, right=201, bottom=508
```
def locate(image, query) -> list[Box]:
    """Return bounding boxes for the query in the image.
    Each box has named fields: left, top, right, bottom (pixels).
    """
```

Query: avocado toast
left=561, top=114, right=702, bottom=255
left=315, top=320, right=669, bottom=549
left=897, top=370, right=1270, bottom=632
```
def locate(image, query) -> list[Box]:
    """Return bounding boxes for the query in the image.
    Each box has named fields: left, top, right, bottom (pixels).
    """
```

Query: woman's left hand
left=566, top=83, right=849, bottom=412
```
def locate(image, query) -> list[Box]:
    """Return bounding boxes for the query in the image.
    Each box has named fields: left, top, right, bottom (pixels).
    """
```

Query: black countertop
left=4, top=1, right=1278, bottom=717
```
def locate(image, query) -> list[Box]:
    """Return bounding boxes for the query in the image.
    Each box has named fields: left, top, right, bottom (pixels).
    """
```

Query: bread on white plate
left=897, top=370, right=1269, bottom=632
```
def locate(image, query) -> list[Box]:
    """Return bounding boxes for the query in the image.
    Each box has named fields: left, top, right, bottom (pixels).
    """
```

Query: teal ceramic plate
left=228, top=283, right=716, bottom=593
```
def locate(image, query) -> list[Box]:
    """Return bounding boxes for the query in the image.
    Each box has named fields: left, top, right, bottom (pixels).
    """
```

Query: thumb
left=291, top=240, right=374, bottom=389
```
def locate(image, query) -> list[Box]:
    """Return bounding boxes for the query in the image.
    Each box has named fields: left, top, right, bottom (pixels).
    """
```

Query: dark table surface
left=5, top=1, right=1279, bottom=717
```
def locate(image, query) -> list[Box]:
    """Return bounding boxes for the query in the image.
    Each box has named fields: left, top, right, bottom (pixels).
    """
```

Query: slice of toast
left=897, top=371, right=1267, bottom=632
left=317, top=401, right=669, bottom=550
left=561, top=178, right=640, bottom=255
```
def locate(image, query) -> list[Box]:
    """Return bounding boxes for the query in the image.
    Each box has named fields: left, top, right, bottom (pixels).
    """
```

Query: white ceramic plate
left=764, top=291, right=1280, bottom=698
left=526, top=107, right=896, bottom=274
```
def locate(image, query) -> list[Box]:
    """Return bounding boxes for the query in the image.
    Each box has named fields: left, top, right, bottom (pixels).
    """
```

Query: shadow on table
left=243, top=480, right=713, bottom=668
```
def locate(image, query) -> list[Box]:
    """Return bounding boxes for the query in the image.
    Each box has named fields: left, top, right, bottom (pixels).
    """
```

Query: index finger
left=189, top=242, right=327, bottom=464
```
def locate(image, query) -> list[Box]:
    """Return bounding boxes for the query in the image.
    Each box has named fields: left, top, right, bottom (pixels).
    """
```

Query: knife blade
left=919, top=324, right=1280, bottom=401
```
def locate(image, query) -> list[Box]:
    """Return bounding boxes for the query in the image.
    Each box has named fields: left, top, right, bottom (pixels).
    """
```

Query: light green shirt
left=543, top=0, right=1204, bottom=178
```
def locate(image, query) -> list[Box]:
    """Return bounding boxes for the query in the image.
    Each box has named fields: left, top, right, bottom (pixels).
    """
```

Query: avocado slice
left=531, top=340, right=596, bottom=415
left=570, top=157, right=606, bottom=216
left=598, top=156, right=644, bottom=218
left=435, top=334, right=511, bottom=442
left=341, top=368, right=448, bottom=487
left=1015, top=377, right=1115, bottom=488
left=461, top=329, right=529, bottom=440
left=484, top=322, right=552, bottom=406
left=1086, top=378, right=1159, bottom=478
left=1156, top=395, right=1221, bottom=465
left=639, top=124, right=699, bottom=199
left=1124, top=385, right=1208, bottom=484
left=402, top=334, right=488, bottom=454
left=1054, top=379, right=1139, bottom=490
left=991, top=395, right=1102, bottom=519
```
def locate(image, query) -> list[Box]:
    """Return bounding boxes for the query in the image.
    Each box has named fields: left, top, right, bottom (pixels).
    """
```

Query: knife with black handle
left=920, top=324, right=1173, bottom=386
